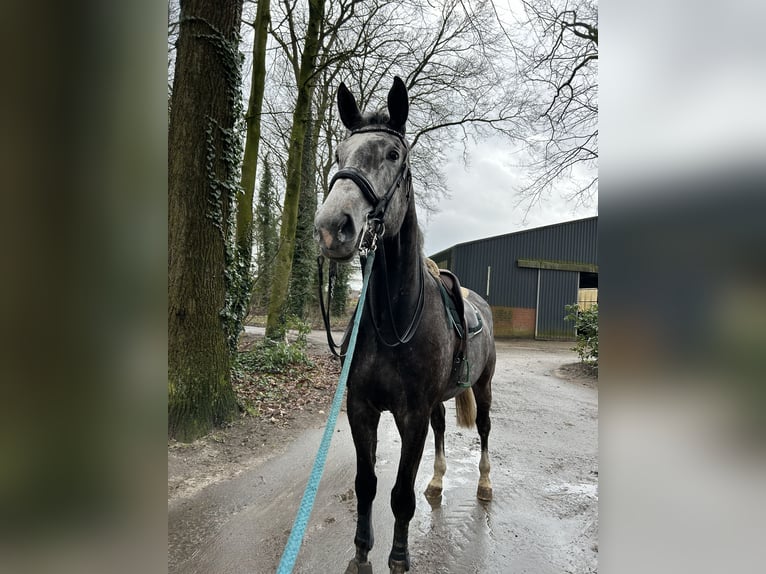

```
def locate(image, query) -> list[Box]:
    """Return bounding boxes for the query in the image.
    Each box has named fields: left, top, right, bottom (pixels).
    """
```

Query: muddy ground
left=168, top=333, right=598, bottom=573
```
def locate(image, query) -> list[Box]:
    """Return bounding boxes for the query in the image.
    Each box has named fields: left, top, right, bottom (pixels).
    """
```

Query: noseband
left=328, top=126, right=411, bottom=227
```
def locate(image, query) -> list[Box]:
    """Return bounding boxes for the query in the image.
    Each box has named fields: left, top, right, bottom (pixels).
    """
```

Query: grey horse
left=314, top=76, right=496, bottom=574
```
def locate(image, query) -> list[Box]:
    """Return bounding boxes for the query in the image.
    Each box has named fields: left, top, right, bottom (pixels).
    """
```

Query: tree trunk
left=234, top=0, right=271, bottom=318
left=168, top=0, right=244, bottom=441
left=265, top=0, right=325, bottom=338
left=287, top=110, right=319, bottom=320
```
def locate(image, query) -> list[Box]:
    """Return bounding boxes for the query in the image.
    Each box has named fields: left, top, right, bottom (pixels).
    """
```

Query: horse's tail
left=455, top=387, right=476, bottom=428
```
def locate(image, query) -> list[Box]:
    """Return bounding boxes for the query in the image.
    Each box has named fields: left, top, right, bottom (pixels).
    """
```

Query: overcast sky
left=346, top=137, right=597, bottom=290
left=418, top=137, right=598, bottom=257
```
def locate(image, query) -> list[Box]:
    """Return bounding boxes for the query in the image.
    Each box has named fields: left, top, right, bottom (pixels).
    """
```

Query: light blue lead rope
left=275, top=250, right=376, bottom=574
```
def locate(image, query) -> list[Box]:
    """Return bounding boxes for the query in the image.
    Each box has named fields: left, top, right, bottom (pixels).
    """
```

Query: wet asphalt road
left=168, top=338, right=598, bottom=574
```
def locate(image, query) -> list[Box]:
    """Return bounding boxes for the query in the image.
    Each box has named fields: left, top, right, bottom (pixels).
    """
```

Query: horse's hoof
left=477, top=485, right=493, bottom=501
left=388, top=559, right=409, bottom=573
left=424, top=484, right=442, bottom=498
left=425, top=493, right=442, bottom=510
left=346, top=558, right=373, bottom=574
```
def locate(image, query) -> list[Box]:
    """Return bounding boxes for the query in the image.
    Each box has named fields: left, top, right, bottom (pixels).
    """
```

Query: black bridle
left=328, top=126, right=411, bottom=229
left=319, top=126, right=425, bottom=357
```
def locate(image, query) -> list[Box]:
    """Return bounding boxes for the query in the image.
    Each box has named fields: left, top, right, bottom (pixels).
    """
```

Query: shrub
left=564, top=303, right=598, bottom=365
left=234, top=316, right=313, bottom=375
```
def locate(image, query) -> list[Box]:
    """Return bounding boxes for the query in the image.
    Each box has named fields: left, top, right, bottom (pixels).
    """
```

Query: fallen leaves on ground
left=232, top=348, right=341, bottom=428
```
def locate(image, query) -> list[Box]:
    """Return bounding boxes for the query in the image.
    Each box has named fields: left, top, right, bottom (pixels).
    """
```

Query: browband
left=350, top=126, right=409, bottom=149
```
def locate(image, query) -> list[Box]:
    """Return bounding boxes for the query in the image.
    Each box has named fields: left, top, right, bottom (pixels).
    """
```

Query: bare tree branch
left=503, top=0, right=598, bottom=209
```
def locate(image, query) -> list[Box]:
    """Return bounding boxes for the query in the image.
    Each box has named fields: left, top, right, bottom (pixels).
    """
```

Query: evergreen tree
left=287, top=113, right=319, bottom=320
left=252, top=158, right=278, bottom=314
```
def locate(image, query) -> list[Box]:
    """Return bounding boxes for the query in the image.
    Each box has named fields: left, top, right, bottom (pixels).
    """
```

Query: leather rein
left=318, top=126, right=426, bottom=358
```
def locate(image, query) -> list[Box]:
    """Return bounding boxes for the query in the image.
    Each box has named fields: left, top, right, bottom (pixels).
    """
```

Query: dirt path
left=168, top=337, right=597, bottom=574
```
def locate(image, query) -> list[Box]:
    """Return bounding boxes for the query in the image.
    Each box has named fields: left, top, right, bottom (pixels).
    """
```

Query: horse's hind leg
left=473, top=357, right=495, bottom=501
left=425, top=403, right=446, bottom=498
left=345, top=395, right=381, bottom=574
left=389, top=412, right=430, bottom=573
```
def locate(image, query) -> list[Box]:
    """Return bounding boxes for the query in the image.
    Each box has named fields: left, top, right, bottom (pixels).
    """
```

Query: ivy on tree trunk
left=168, top=0, right=245, bottom=441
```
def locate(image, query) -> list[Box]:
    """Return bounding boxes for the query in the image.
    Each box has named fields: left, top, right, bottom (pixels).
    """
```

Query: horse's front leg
left=345, top=393, right=381, bottom=574
left=388, top=412, right=430, bottom=573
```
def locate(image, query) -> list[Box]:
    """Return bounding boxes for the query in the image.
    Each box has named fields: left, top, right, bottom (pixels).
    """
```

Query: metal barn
left=429, top=217, right=598, bottom=340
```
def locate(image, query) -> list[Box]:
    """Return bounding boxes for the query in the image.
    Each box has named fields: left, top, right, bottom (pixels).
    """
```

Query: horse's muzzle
left=313, top=211, right=359, bottom=261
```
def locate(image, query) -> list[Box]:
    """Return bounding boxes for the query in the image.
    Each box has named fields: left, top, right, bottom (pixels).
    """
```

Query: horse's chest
left=347, top=342, right=452, bottom=407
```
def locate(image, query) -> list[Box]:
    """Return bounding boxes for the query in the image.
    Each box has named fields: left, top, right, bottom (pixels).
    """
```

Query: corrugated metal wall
left=537, top=269, right=579, bottom=340
left=431, top=217, right=597, bottom=339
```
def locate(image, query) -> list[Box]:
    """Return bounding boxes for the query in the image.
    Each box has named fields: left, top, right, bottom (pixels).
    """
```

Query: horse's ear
left=387, top=76, right=409, bottom=135
left=337, top=82, right=363, bottom=131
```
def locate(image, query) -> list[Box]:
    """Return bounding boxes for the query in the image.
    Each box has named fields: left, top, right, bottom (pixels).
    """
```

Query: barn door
left=535, top=269, right=579, bottom=340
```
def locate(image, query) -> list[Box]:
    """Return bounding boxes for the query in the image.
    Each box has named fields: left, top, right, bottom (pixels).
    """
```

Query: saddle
left=437, top=270, right=483, bottom=340
left=425, top=260, right=484, bottom=386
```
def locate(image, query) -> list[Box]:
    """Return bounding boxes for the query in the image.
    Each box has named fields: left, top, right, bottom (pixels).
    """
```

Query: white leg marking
left=477, top=450, right=493, bottom=501
left=425, top=449, right=447, bottom=497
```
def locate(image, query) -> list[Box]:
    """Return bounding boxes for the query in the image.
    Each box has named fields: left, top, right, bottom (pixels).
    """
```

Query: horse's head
left=314, top=76, right=411, bottom=261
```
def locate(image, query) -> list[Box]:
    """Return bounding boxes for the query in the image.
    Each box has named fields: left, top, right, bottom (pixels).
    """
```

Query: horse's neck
left=370, top=201, right=422, bottom=310
left=379, top=203, right=421, bottom=284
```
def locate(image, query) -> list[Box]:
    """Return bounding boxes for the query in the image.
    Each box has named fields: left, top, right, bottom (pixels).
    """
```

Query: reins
left=316, top=256, right=347, bottom=357
left=317, top=218, right=383, bottom=358
left=367, top=240, right=426, bottom=347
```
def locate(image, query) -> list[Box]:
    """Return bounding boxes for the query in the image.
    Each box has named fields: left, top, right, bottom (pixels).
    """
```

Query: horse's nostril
left=337, top=213, right=355, bottom=243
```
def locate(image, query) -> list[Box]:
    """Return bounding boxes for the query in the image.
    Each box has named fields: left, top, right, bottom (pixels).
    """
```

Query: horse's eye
left=387, top=150, right=400, bottom=161
left=334, top=152, right=339, bottom=164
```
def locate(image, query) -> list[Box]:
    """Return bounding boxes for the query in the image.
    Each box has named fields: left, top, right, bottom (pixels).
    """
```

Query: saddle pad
left=425, top=258, right=440, bottom=279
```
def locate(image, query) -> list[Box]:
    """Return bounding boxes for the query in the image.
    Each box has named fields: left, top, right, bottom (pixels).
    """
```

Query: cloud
left=420, top=139, right=598, bottom=256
